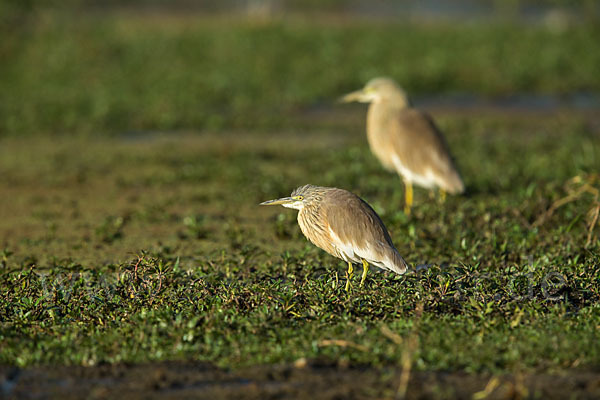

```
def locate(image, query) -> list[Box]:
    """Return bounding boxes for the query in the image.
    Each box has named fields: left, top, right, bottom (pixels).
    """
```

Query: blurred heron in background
left=261, top=184, right=408, bottom=291
left=341, top=77, right=464, bottom=215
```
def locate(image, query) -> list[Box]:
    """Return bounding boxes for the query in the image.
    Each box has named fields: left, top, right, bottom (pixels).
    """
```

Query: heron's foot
left=439, top=189, right=447, bottom=203
left=359, top=260, right=369, bottom=287
left=404, top=181, right=413, bottom=215
left=345, top=262, right=354, bottom=292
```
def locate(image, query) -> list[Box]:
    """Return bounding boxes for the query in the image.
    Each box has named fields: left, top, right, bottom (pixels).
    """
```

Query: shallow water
left=99, top=0, right=599, bottom=24
left=346, top=0, right=595, bottom=23
left=413, top=92, right=600, bottom=112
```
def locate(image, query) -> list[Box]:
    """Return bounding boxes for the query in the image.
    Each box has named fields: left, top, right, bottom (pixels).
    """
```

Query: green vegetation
left=1, top=11, right=599, bottom=136
left=1, top=112, right=599, bottom=371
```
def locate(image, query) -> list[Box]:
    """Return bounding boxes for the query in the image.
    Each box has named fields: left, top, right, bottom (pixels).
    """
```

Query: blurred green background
left=1, top=0, right=599, bottom=136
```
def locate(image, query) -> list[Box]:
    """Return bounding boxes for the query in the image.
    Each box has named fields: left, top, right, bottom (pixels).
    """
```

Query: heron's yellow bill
left=259, top=197, right=295, bottom=206
left=338, top=89, right=365, bottom=103
left=339, top=88, right=377, bottom=103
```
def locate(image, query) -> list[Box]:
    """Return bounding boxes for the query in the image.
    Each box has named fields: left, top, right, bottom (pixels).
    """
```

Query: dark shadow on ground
left=2, top=361, right=600, bottom=399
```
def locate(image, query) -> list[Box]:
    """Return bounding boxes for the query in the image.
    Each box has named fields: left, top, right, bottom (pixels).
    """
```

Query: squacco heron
left=260, top=184, right=408, bottom=290
left=341, top=77, right=465, bottom=214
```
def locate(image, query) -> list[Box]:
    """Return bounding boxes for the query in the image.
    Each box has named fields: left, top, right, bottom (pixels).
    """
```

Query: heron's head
left=339, top=77, right=410, bottom=107
left=260, top=184, right=324, bottom=211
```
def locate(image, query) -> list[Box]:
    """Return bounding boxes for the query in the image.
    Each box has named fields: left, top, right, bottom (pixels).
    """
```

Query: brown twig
left=380, top=325, right=403, bottom=345
left=472, top=377, right=501, bottom=400
left=586, top=204, right=600, bottom=248
left=532, top=185, right=589, bottom=228
left=380, top=303, right=423, bottom=400
left=317, top=339, right=368, bottom=352
left=533, top=174, right=599, bottom=229
left=132, top=254, right=144, bottom=279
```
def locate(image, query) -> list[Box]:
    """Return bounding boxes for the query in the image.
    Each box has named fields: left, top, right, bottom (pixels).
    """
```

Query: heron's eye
left=294, top=195, right=304, bottom=201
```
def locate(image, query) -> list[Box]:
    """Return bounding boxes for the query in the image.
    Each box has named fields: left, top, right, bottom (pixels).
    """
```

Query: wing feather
left=389, top=109, right=464, bottom=193
left=320, top=189, right=408, bottom=274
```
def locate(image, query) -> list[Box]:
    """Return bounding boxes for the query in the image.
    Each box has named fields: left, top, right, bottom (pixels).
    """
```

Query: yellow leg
left=360, top=260, right=369, bottom=287
left=439, top=189, right=447, bottom=203
left=404, top=181, right=413, bottom=215
left=345, top=262, right=354, bottom=292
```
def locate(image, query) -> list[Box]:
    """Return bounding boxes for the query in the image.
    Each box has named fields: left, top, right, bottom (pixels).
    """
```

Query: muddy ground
left=2, top=361, right=600, bottom=399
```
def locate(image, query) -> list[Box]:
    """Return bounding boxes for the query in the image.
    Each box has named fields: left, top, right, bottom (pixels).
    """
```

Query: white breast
left=391, top=154, right=438, bottom=189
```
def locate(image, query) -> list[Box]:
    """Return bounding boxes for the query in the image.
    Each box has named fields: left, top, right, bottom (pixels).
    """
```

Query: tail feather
left=442, top=169, right=465, bottom=194
left=386, top=250, right=409, bottom=275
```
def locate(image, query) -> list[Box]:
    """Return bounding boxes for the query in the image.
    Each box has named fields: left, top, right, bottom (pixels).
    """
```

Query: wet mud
left=2, top=361, right=599, bottom=400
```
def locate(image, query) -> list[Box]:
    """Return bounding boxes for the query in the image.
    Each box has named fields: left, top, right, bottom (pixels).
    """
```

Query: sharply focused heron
left=340, top=77, right=464, bottom=215
left=260, top=184, right=408, bottom=290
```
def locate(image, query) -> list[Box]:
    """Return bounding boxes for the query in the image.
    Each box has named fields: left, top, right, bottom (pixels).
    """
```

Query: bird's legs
left=439, top=189, right=447, bottom=203
left=404, top=180, right=413, bottom=215
left=345, top=262, right=354, bottom=292
left=360, top=259, right=370, bottom=287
